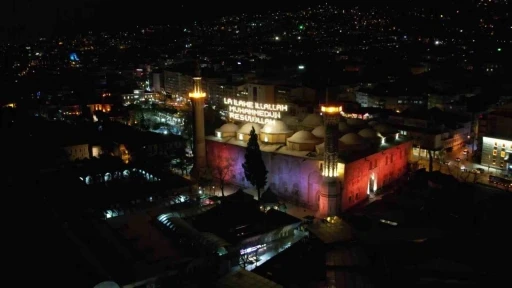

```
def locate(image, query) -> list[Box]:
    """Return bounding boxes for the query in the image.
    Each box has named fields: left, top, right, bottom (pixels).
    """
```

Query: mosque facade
left=206, top=110, right=412, bottom=215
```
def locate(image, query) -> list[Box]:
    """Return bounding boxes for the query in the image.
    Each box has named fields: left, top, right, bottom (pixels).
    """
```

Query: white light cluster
left=224, top=98, right=288, bottom=125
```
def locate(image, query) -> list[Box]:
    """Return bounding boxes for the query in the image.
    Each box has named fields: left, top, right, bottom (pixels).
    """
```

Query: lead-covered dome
left=288, top=130, right=321, bottom=144
left=311, top=125, right=325, bottom=138
left=94, top=282, right=121, bottom=288
left=358, top=128, right=378, bottom=138
left=338, top=122, right=352, bottom=134
left=261, top=120, right=292, bottom=134
left=340, top=133, right=365, bottom=145
left=315, top=142, right=325, bottom=154
left=301, top=114, right=323, bottom=128
left=347, top=118, right=366, bottom=127
left=238, top=123, right=261, bottom=134
left=216, top=123, right=238, bottom=133
left=287, top=130, right=322, bottom=151
left=282, top=116, right=300, bottom=127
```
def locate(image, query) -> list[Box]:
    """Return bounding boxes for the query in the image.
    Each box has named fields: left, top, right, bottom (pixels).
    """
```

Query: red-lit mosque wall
left=342, top=141, right=412, bottom=211
left=206, top=140, right=412, bottom=212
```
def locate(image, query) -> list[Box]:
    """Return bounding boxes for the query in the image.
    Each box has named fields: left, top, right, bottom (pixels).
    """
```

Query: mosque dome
left=287, top=131, right=321, bottom=144
left=346, top=118, right=366, bottom=127
left=94, top=282, right=121, bottom=288
left=338, top=122, right=352, bottom=134
left=216, top=123, right=239, bottom=133
left=311, top=125, right=325, bottom=138
left=261, top=120, right=292, bottom=134
left=282, top=116, right=300, bottom=127
left=315, top=142, right=325, bottom=154
left=238, top=123, right=261, bottom=134
left=358, top=128, right=378, bottom=139
left=340, top=133, right=365, bottom=145
left=301, top=114, right=323, bottom=128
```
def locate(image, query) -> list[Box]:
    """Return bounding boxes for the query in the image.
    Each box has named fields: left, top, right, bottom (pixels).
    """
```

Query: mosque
left=205, top=109, right=412, bottom=216
left=187, top=73, right=411, bottom=216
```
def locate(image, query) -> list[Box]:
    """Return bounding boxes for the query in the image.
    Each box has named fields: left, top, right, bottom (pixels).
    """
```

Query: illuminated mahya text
left=224, top=98, right=288, bottom=125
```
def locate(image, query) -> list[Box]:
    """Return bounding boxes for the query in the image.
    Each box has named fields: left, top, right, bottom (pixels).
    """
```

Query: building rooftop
left=288, top=130, right=320, bottom=144
left=261, top=120, right=292, bottom=134
left=107, top=213, right=182, bottom=264
left=307, top=219, right=354, bottom=244
left=190, top=197, right=301, bottom=245
left=396, top=107, right=471, bottom=127
left=206, top=133, right=409, bottom=163
left=217, top=269, right=283, bottom=288
left=206, top=135, right=318, bottom=159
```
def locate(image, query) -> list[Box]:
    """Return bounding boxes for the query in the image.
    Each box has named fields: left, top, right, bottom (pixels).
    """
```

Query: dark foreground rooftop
left=190, top=191, right=301, bottom=244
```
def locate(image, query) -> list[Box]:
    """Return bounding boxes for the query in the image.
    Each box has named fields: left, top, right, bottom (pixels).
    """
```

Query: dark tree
left=242, top=127, right=268, bottom=201
left=427, top=150, right=434, bottom=172
left=182, top=111, right=194, bottom=149
left=212, top=157, right=235, bottom=197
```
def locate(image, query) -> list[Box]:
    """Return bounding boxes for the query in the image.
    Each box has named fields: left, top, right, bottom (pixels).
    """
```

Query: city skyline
left=2, top=1, right=512, bottom=287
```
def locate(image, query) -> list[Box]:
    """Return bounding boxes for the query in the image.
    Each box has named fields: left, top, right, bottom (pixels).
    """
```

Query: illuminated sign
left=224, top=98, right=288, bottom=125
left=240, top=244, right=267, bottom=255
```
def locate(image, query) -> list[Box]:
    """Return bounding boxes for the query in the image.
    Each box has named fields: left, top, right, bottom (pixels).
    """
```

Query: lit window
left=503, top=143, right=506, bottom=148
left=493, top=149, right=497, bottom=156
left=501, top=151, right=506, bottom=158
left=238, top=134, right=243, bottom=140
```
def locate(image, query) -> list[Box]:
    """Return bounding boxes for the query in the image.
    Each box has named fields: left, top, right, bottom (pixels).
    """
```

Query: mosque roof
left=261, top=120, right=292, bottom=134
left=288, top=130, right=321, bottom=144
left=238, top=123, right=261, bottom=134
left=216, top=123, right=239, bottom=133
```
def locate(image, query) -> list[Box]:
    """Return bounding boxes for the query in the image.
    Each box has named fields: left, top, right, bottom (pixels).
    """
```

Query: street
left=414, top=146, right=510, bottom=190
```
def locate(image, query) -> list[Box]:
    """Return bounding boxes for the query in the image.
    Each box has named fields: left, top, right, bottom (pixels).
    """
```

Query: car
left=476, top=168, right=485, bottom=173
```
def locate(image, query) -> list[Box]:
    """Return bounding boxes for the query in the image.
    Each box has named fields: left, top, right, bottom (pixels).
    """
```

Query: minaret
left=189, top=66, right=207, bottom=179
left=318, top=104, right=342, bottom=217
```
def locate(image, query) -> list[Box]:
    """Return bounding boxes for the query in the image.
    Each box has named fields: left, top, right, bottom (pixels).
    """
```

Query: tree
left=242, top=127, right=268, bottom=201
left=427, top=150, right=434, bottom=172
left=212, top=157, right=235, bottom=197
left=239, top=253, right=251, bottom=269
left=182, top=111, right=194, bottom=149
left=438, top=150, right=446, bottom=164
left=198, top=167, right=213, bottom=191
left=472, top=171, right=481, bottom=183
left=460, top=171, right=471, bottom=182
